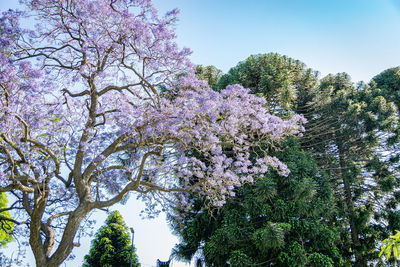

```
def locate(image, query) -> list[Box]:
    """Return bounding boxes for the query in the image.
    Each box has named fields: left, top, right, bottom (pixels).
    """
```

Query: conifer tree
left=170, top=54, right=342, bottom=266
left=171, top=138, right=343, bottom=266
left=218, top=56, right=400, bottom=266
left=195, top=65, right=223, bottom=90
left=171, top=55, right=400, bottom=266
left=83, top=211, right=140, bottom=267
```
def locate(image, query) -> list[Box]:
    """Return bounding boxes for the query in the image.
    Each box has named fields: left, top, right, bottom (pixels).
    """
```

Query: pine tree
left=170, top=138, right=343, bottom=266
left=83, top=211, right=140, bottom=267
left=195, top=65, right=223, bottom=90
left=302, top=73, right=399, bottom=266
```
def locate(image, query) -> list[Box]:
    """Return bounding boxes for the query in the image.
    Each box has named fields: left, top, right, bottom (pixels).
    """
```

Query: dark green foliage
left=171, top=139, right=343, bottom=266
left=195, top=65, right=223, bottom=90
left=299, top=72, right=400, bottom=266
left=83, top=211, right=140, bottom=267
left=368, top=67, right=400, bottom=260
left=228, top=250, right=252, bottom=266
left=216, top=52, right=318, bottom=114
left=171, top=54, right=400, bottom=266
left=307, top=252, right=334, bottom=267
left=370, top=67, right=400, bottom=148
left=157, top=259, right=171, bottom=267
left=372, top=67, right=400, bottom=108
left=253, top=222, right=285, bottom=252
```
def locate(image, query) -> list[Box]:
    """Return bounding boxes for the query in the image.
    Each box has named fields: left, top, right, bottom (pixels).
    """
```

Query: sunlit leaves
left=379, top=230, right=400, bottom=262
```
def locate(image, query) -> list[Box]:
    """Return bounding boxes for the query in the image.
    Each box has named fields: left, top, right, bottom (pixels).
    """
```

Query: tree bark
left=338, top=146, right=367, bottom=267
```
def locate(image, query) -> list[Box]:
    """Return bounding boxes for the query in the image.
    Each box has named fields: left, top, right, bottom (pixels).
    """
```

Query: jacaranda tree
left=0, top=1, right=305, bottom=266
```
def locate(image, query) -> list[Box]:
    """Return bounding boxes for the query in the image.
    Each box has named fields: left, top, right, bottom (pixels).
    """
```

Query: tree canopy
left=216, top=53, right=318, bottom=114
left=0, top=1, right=303, bottom=266
left=171, top=138, right=342, bottom=266
left=195, top=65, right=223, bottom=90
left=170, top=54, right=400, bottom=267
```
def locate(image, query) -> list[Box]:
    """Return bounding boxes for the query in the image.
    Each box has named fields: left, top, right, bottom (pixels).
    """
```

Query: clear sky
left=1, top=0, right=400, bottom=266
left=154, top=0, right=400, bottom=83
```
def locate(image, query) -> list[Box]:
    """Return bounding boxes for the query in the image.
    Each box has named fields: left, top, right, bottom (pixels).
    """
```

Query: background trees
left=83, top=211, right=139, bottom=267
left=195, top=65, right=223, bottom=90
left=171, top=54, right=400, bottom=266
left=171, top=138, right=342, bottom=266
left=216, top=53, right=318, bottom=115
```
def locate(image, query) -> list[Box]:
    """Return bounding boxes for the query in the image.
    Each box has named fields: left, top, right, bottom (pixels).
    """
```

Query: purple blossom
left=0, top=0, right=306, bottom=244
left=0, top=171, right=8, bottom=181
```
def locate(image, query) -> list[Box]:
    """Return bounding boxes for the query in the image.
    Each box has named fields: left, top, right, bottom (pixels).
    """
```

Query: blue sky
left=1, top=0, right=400, bottom=266
left=155, top=0, right=400, bottom=83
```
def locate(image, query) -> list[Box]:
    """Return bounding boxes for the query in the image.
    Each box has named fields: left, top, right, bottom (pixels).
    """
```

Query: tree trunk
left=31, top=202, right=91, bottom=267
left=338, top=147, right=367, bottom=267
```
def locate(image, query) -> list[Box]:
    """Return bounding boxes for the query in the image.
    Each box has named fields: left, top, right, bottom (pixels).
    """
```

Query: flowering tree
left=0, top=0, right=305, bottom=266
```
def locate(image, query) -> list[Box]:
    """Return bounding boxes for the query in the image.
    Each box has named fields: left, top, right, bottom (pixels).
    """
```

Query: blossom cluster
left=0, top=0, right=305, bottom=211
